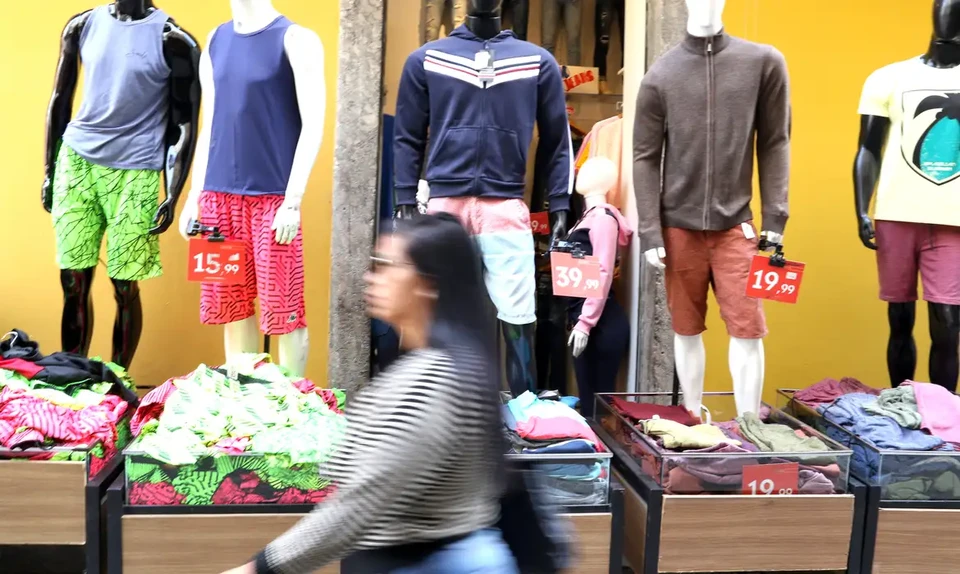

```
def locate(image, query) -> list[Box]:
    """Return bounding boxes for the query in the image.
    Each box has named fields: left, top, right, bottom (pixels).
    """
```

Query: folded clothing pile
left=811, top=380, right=960, bottom=501
left=127, top=354, right=346, bottom=506
left=0, top=329, right=137, bottom=478
left=503, top=391, right=607, bottom=506
left=609, top=397, right=840, bottom=495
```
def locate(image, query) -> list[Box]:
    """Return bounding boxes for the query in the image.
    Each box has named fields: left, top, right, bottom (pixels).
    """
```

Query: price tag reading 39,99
left=187, top=239, right=247, bottom=285
left=745, top=255, right=806, bottom=304
left=742, top=462, right=799, bottom=496
left=550, top=252, right=602, bottom=298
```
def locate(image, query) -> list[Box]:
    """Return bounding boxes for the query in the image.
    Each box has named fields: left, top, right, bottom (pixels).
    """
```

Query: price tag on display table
left=187, top=239, right=247, bottom=285
left=550, top=252, right=602, bottom=298
left=745, top=255, right=805, bottom=304
left=742, top=462, right=799, bottom=496
left=530, top=211, right=550, bottom=236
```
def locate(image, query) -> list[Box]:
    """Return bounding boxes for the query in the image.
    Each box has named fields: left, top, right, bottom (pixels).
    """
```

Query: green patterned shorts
left=52, top=145, right=162, bottom=281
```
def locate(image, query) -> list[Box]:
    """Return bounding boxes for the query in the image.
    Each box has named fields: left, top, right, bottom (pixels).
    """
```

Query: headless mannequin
left=642, top=0, right=776, bottom=416
left=397, top=0, right=571, bottom=394
left=178, top=0, right=326, bottom=376
left=43, top=0, right=200, bottom=367
left=854, top=0, right=960, bottom=390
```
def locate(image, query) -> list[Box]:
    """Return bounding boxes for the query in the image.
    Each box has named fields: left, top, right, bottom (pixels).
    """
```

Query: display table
left=0, top=448, right=126, bottom=574
left=779, top=389, right=960, bottom=574
left=107, top=473, right=624, bottom=574
left=595, top=393, right=868, bottom=573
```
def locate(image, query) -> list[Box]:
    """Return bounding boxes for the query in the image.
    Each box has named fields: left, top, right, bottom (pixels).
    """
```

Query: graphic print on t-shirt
left=901, top=90, right=960, bottom=185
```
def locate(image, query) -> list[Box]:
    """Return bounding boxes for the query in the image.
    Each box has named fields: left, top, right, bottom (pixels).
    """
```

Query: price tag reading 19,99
left=187, top=239, right=247, bottom=285
left=550, top=252, right=603, bottom=298
left=530, top=211, right=550, bottom=236
left=745, top=255, right=806, bottom=304
left=742, top=462, right=799, bottom=496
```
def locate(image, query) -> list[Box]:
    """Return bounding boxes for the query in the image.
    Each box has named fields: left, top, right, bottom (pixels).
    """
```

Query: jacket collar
left=681, top=30, right=731, bottom=55
left=450, top=24, right=517, bottom=43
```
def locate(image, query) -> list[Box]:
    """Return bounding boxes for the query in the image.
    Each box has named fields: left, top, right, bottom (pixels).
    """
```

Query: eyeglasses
left=369, top=255, right=413, bottom=271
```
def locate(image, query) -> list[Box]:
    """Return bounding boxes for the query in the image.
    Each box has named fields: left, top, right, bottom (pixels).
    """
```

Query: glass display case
left=779, top=389, right=960, bottom=501
left=0, top=415, right=132, bottom=480
left=506, top=452, right=612, bottom=506
left=595, top=392, right=852, bottom=495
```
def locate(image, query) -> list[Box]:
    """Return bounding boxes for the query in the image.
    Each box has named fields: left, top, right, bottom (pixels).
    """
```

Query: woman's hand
left=220, top=563, right=255, bottom=574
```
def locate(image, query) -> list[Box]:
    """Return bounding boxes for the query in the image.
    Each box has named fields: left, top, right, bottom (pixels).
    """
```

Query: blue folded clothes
left=523, top=439, right=597, bottom=455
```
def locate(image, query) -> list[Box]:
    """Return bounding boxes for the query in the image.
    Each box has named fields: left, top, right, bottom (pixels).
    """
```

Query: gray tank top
left=62, top=5, right=170, bottom=171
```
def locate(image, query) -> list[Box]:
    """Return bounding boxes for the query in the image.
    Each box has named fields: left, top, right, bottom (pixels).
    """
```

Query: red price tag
left=745, top=255, right=805, bottom=304
left=187, top=239, right=247, bottom=285
left=550, top=252, right=603, bottom=298
left=742, top=462, right=799, bottom=495
left=531, top=212, right=550, bottom=236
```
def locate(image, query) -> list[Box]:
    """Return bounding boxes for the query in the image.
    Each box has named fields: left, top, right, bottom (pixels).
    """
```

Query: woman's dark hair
left=394, top=213, right=496, bottom=367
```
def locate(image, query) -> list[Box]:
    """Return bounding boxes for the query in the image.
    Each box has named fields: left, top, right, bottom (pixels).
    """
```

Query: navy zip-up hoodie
left=394, top=26, right=573, bottom=213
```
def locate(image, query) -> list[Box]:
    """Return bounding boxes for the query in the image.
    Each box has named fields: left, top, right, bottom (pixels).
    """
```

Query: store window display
left=594, top=0, right=624, bottom=93
left=42, top=0, right=201, bottom=369
left=542, top=0, right=582, bottom=66
left=394, top=0, right=573, bottom=395
left=177, top=0, right=326, bottom=376
left=634, top=0, right=791, bottom=417
left=422, top=0, right=468, bottom=44
left=564, top=157, right=633, bottom=418
left=853, top=0, right=960, bottom=392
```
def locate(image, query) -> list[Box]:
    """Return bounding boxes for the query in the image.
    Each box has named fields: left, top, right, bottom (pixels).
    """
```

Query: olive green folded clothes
left=863, top=385, right=921, bottom=429
left=737, top=411, right=834, bottom=465
left=640, top=418, right=741, bottom=450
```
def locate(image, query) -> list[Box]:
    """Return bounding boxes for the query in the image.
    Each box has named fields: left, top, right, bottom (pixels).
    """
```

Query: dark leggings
left=573, top=297, right=630, bottom=418
left=502, top=0, right=530, bottom=40
left=594, top=0, right=625, bottom=80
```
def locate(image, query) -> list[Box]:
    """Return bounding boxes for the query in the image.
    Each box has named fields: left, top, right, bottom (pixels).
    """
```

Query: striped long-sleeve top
left=255, top=348, right=503, bottom=574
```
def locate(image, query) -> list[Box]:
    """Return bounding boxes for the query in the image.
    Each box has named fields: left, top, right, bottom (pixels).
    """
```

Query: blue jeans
left=393, top=529, right=519, bottom=574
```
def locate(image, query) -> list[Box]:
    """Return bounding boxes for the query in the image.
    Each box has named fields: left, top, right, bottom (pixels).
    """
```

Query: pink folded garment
left=794, top=377, right=879, bottom=407
left=515, top=415, right=602, bottom=447
left=905, top=381, right=960, bottom=443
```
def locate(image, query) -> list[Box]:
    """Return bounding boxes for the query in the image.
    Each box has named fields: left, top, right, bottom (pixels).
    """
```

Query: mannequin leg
left=60, top=268, right=96, bottom=356
left=563, top=0, right=583, bottom=65
left=887, top=302, right=917, bottom=387
left=224, top=317, right=260, bottom=362
left=547, top=299, right=569, bottom=392
left=674, top=334, right=706, bottom=415
left=574, top=299, right=630, bottom=418
left=541, top=0, right=559, bottom=58
left=928, top=302, right=960, bottom=392
left=503, top=322, right=537, bottom=396
left=594, top=0, right=613, bottom=79
left=110, top=279, right=142, bottom=368
left=512, top=0, right=530, bottom=40
left=729, top=337, right=764, bottom=416
left=277, top=327, right=310, bottom=378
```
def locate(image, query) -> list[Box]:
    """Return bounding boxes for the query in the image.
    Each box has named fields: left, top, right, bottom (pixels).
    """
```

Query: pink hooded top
left=570, top=203, right=634, bottom=335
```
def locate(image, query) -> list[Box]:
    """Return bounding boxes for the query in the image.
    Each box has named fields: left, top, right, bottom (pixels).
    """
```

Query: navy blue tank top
left=203, top=16, right=301, bottom=196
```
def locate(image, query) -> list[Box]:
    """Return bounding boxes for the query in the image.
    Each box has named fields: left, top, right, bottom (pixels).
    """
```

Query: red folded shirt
left=0, top=358, right=43, bottom=379
left=610, top=396, right=700, bottom=426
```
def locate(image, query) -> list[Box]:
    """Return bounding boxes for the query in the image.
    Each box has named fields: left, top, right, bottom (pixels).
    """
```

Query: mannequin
left=565, top=158, right=633, bottom=417
left=634, top=0, right=791, bottom=416
left=178, top=0, right=325, bottom=376
left=394, top=0, right=573, bottom=395
left=542, top=0, right=582, bottom=66
left=422, top=0, right=468, bottom=44
left=853, top=0, right=960, bottom=391
left=501, top=0, right=529, bottom=40
left=595, top=0, right=625, bottom=94
left=42, top=0, right=200, bottom=368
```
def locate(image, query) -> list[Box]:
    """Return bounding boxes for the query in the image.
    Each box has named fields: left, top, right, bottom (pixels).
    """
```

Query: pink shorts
left=198, top=191, right=307, bottom=335
left=876, top=220, right=960, bottom=305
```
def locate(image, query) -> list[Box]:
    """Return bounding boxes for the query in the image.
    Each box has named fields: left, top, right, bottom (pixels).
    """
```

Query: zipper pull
left=707, top=39, right=713, bottom=54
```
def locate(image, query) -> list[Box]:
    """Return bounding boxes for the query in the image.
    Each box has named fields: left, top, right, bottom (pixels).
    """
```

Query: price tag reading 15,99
left=745, top=255, right=806, bottom=304
left=187, top=239, right=247, bottom=285
left=550, top=252, right=603, bottom=298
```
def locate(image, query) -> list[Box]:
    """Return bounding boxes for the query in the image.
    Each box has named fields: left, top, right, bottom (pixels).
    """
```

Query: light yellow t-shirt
left=859, top=57, right=960, bottom=227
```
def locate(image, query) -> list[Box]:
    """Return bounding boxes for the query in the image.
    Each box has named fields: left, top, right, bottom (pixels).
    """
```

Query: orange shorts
left=663, top=223, right=766, bottom=339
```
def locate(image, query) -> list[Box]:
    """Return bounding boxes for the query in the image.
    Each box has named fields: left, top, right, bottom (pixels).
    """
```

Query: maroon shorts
left=198, top=191, right=307, bottom=335
left=663, top=223, right=766, bottom=339
left=876, top=220, right=960, bottom=305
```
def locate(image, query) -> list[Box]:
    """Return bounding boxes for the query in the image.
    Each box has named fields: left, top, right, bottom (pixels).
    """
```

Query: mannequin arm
left=535, top=55, right=573, bottom=214
left=42, top=11, right=91, bottom=212
left=178, top=29, right=217, bottom=241
left=756, top=48, right=791, bottom=238
left=152, top=22, right=201, bottom=235
left=574, top=216, right=618, bottom=335
left=853, top=115, right=890, bottom=250
left=394, top=52, right=430, bottom=211
left=633, top=79, right=666, bottom=253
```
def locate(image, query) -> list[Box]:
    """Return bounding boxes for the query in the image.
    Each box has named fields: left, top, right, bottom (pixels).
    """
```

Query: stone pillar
left=636, top=0, right=687, bottom=394
left=327, top=0, right=387, bottom=393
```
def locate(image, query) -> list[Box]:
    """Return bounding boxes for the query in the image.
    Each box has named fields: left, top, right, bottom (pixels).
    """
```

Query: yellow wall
left=700, top=0, right=933, bottom=399
left=0, top=1, right=338, bottom=387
